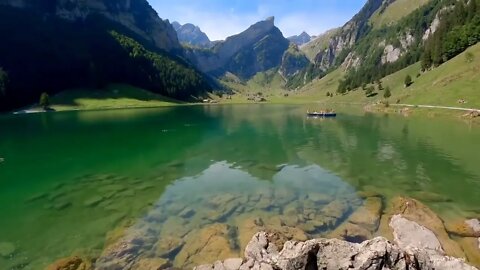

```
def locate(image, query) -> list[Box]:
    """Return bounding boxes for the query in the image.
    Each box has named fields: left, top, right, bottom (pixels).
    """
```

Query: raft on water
left=306, top=111, right=337, bottom=118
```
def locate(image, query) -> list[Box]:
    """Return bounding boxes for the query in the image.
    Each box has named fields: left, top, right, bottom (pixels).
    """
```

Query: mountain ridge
left=172, top=21, right=213, bottom=48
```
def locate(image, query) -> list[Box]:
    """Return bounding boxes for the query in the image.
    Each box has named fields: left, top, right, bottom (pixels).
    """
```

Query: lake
left=0, top=105, right=479, bottom=269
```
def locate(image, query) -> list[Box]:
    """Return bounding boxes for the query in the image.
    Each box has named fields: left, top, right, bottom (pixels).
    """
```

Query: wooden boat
left=307, top=111, right=337, bottom=118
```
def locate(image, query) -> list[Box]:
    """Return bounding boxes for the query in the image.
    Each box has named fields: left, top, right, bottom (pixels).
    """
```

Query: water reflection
left=0, top=105, right=479, bottom=269
left=95, top=162, right=359, bottom=269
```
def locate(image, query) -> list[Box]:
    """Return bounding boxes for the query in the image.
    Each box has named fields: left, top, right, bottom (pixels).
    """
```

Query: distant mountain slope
left=288, top=32, right=312, bottom=46
left=300, top=28, right=340, bottom=62
left=292, top=0, right=479, bottom=96
left=369, top=0, right=431, bottom=29
left=172, top=21, right=212, bottom=48
left=186, top=17, right=291, bottom=79
left=300, top=43, right=480, bottom=108
left=0, top=1, right=211, bottom=111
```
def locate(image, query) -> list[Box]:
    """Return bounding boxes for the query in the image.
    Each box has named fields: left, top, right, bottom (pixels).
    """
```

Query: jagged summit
left=288, top=31, right=312, bottom=46
left=172, top=21, right=212, bottom=48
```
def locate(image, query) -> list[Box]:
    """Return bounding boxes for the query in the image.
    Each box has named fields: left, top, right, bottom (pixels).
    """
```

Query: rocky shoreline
left=43, top=194, right=480, bottom=270
left=195, top=229, right=477, bottom=270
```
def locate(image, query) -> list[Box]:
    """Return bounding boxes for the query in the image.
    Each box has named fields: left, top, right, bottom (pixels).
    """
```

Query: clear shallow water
left=0, top=105, right=479, bottom=269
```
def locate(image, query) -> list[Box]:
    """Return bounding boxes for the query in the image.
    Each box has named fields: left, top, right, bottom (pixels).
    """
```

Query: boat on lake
left=307, top=110, right=337, bottom=118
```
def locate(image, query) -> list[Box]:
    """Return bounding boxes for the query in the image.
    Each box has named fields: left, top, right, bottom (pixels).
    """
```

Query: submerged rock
left=154, top=236, right=185, bottom=258
left=446, top=218, right=480, bottom=237
left=132, top=258, right=170, bottom=270
left=0, top=241, right=16, bottom=258
left=46, top=256, right=91, bottom=270
left=195, top=231, right=479, bottom=270
left=174, top=223, right=238, bottom=268
left=347, top=196, right=382, bottom=232
left=83, top=196, right=104, bottom=207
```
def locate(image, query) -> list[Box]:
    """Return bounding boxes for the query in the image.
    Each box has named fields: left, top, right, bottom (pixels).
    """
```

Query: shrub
left=404, top=75, right=413, bottom=87
left=384, top=87, right=392, bottom=98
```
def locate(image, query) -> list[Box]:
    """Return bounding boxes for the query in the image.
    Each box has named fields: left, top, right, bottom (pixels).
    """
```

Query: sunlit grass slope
left=51, top=84, right=183, bottom=111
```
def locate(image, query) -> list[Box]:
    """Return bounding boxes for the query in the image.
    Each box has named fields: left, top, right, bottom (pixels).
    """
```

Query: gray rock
left=390, top=214, right=444, bottom=253
left=223, top=258, right=243, bottom=270
left=466, top=219, right=480, bottom=234
left=0, top=242, right=16, bottom=258
left=197, top=231, right=478, bottom=270
left=194, top=264, right=213, bottom=270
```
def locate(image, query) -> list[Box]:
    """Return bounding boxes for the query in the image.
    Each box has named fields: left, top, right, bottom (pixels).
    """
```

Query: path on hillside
left=392, top=104, right=480, bottom=112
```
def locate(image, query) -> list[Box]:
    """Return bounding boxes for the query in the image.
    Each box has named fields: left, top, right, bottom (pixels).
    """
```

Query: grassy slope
left=294, top=43, right=480, bottom=108
left=50, top=84, right=182, bottom=111
left=300, top=28, right=340, bottom=61
left=369, top=0, right=431, bottom=29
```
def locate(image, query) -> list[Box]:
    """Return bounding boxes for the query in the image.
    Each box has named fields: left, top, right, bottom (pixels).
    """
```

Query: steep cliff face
left=312, top=0, right=385, bottom=71
left=0, top=0, right=212, bottom=111
left=172, top=21, right=212, bottom=48
left=0, top=0, right=181, bottom=52
left=186, top=17, right=290, bottom=79
left=279, top=44, right=310, bottom=78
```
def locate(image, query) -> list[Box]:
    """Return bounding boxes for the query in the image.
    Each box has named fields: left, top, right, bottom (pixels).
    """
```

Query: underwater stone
left=0, top=242, right=16, bottom=258
left=83, top=196, right=104, bottom=207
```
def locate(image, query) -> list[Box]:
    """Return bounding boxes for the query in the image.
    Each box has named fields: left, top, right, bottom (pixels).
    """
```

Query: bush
left=404, top=75, right=413, bottom=87
left=365, top=86, right=375, bottom=96
left=384, top=87, right=392, bottom=98
left=465, top=52, right=474, bottom=63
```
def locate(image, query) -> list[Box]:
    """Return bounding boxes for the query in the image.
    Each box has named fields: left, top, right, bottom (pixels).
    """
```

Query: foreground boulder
left=194, top=231, right=478, bottom=270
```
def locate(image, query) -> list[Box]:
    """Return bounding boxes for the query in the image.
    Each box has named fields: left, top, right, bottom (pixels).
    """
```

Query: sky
left=150, top=0, right=367, bottom=41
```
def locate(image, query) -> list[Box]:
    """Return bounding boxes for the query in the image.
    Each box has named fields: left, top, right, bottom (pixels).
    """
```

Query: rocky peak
left=288, top=31, right=312, bottom=46
left=0, top=0, right=181, bottom=52
left=172, top=21, right=212, bottom=48
left=186, top=16, right=288, bottom=78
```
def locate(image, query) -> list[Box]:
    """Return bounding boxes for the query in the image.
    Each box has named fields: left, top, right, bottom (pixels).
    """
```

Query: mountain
left=0, top=0, right=181, bottom=52
left=288, top=32, right=312, bottom=46
left=295, top=0, right=479, bottom=93
left=0, top=0, right=212, bottom=111
left=185, top=17, right=291, bottom=79
left=172, top=21, right=212, bottom=48
left=300, top=28, right=340, bottom=61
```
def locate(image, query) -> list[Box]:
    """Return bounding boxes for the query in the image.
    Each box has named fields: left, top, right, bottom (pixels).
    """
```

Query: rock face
left=186, top=17, right=290, bottom=79
left=172, top=21, right=212, bottom=48
left=312, top=0, right=384, bottom=71
left=195, top=231, right=478, bottom=270
left=287, top=32, right=312, bottom=46
left=0, top=0, right=181, bottom=53
left=279, top=44, right=310, bottom=78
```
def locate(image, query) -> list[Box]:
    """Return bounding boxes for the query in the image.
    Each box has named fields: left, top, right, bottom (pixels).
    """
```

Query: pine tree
left=384, top=87, right=392, bottom=99
left=404, top=75, right=413, bottom=87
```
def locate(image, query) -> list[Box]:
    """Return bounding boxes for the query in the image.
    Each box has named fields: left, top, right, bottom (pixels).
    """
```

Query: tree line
left=337, top=0, right=479, bottom=94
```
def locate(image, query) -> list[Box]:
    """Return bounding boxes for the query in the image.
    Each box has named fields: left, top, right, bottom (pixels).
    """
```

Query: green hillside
left=369, top=0, right=431, bottom=29
left=297, top=43, right=480, bottom=108
left=50, top=84, right=182, bottom=111
left=300, top=28, right=340, bottom=61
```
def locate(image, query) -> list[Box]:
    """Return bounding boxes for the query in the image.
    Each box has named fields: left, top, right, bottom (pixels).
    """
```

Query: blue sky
left=150, top=0, right=367, bottom=40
